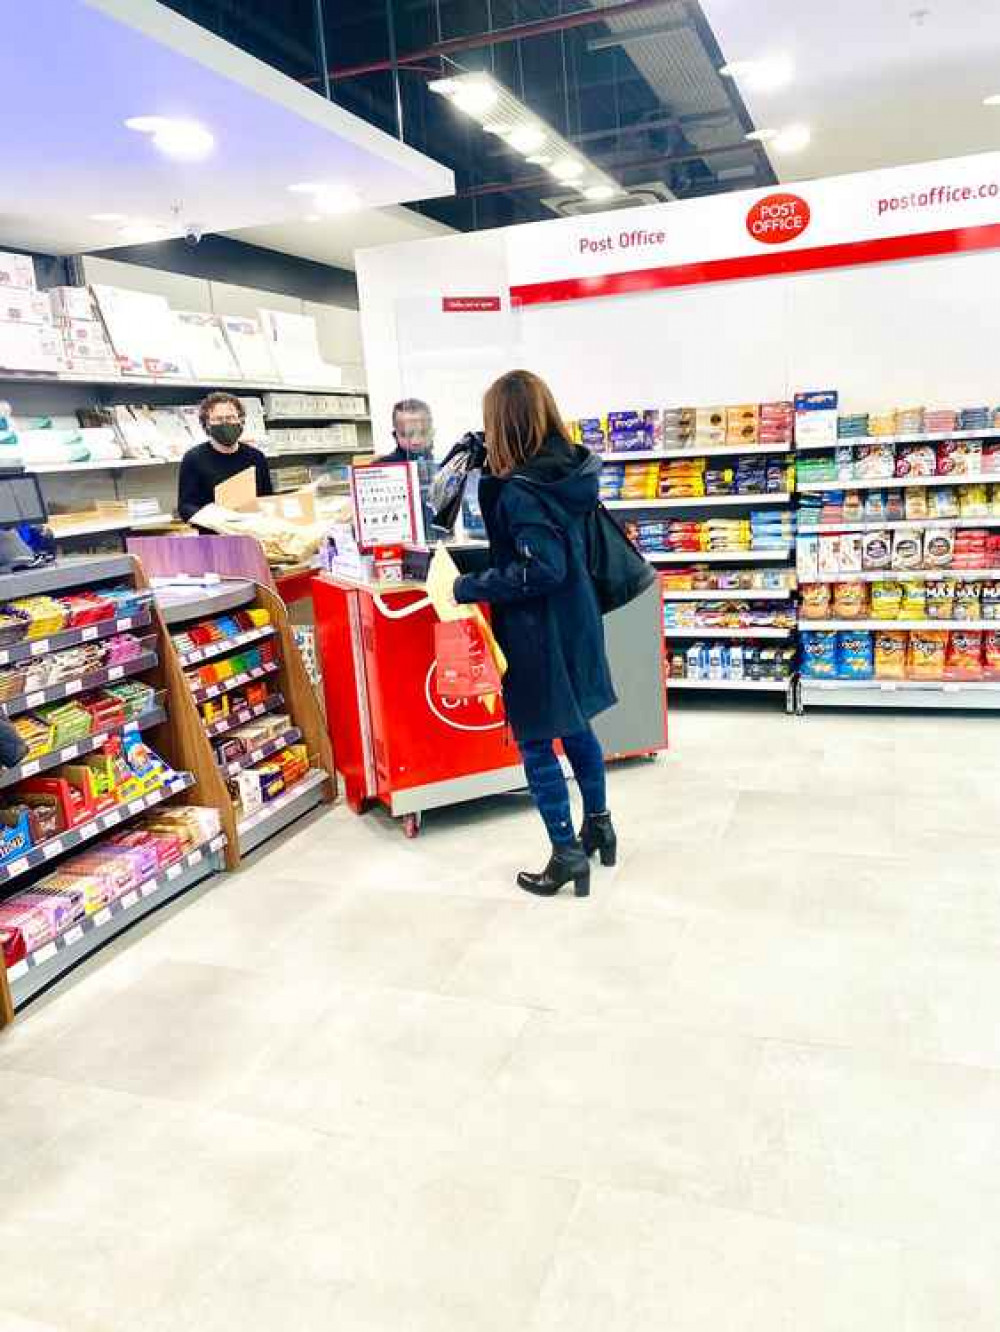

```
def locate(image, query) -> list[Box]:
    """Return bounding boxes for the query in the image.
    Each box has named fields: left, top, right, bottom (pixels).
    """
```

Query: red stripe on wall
left=509, top=221, right=1000, bottom=307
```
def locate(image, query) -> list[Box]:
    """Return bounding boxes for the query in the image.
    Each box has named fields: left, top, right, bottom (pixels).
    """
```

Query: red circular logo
left=746, top=192, right=811, bottom=245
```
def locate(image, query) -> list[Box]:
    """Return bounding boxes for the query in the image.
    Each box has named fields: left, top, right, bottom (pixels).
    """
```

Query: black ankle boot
left=579, top=812, right=617, bottom=867
left=517, top=840, right=591, bottom=898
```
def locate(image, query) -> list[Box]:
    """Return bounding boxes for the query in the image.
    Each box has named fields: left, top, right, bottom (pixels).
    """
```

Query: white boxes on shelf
left=265, top=423, right=359, bottom=454
left=0, top=251, right=37, bottom=290
left=221, top=315, right=277, bottom=381
left=263, top=391, right=367, bottom=420
left=175, top=311, right=242, bottom=380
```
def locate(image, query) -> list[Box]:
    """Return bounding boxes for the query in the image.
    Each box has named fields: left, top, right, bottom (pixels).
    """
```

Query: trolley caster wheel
left=402, top=812, right=422, bottom=839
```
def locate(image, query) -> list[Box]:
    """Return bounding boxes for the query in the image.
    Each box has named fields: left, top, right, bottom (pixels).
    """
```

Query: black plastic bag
left=428, top=431, right=486, bottom=533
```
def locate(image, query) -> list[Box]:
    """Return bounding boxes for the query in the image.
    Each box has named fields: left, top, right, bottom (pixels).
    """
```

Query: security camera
left=184, top=222, right=204, bottom=247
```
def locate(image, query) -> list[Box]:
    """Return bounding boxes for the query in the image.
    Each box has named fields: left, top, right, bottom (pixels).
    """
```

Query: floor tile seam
left=755, top=1032, right=1000, bottom=1083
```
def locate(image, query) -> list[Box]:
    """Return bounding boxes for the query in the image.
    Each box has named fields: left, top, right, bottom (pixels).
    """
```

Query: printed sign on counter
left=350, top=462, right=424, bottom=550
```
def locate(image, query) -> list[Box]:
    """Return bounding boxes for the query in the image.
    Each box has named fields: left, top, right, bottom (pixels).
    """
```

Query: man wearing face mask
left=177, top=392, right=273, bottom=524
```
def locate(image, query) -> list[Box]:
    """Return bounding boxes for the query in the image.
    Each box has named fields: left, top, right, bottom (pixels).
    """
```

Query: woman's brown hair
left=483, top=370, right=573, bottom=476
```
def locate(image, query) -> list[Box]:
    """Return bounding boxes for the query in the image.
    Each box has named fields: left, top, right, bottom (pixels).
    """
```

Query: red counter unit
left=312, top=573, right=524, bottom=834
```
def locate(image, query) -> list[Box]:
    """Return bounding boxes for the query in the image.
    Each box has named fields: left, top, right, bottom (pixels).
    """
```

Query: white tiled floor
left=3, top=702, right=1000, bottom=1330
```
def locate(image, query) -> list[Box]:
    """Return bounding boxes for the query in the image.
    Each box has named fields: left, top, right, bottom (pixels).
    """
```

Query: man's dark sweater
left=177, top=441, right=274, bottom=523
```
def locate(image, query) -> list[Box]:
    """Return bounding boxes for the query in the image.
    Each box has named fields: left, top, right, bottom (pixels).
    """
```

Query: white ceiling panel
left=701, top=0, right=1000, bottom=180
left=0, top=0, right=453, bottom=256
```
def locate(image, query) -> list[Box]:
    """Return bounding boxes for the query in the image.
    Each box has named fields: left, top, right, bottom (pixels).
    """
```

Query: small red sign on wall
left=442, top=296, right=501, bottom=312
left=746, top=193, right=811, bottom=245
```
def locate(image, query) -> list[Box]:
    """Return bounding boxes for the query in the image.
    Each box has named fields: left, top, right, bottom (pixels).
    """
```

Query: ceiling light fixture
left=984, top=93, right=1000, bottom=106
left=584, top=184, right=620, bottom=202
left=125, top=116, right=214, bottom=161
left=745, top=128, right=778, bottom=143
left=429, top=71, right=622, bottom=203
left=451, top=80, right=499, bottom=116
left=771, top=123, right=811, bottom=154
left=507, top=126, right=546, bottom=154
left=90, top=212, right=129, bottom=223
left=719, top=54, right=794, bottom=93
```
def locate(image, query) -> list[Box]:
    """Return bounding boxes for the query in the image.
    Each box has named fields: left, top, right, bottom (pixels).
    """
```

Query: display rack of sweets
left=0, top=554, right=233, bottom=1029
left=794, top=401, right=1000, bottom=452
left=793, top=447, right=1000, bottom=709
left=160, top=577, right=335, bottom=858
left=569, top=400, right=794, bottom=461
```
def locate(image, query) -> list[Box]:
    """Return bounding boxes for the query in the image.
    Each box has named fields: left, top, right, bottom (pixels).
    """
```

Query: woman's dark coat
left=453, top=435, right=616, bottom=743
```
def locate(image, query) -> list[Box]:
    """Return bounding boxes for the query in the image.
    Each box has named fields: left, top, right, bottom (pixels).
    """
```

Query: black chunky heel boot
left=517, top=841, right=591, bottom=898
left=579, top=812, right=617, bottom=867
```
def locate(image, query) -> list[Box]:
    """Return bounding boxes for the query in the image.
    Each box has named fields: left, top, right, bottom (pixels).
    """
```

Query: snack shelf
left=799, top=679, right=1000, bottom=710
left=50, top=514, right=171, bottom=539
left=156, top=578, right=258, bottom=626
left=803, top=568, right=1000, bottom=584
left=1, top=649, right=158, bottom=719
left=177, top=624, right=276, bottom=668
left=647, top=549, right=794, bottom=564
left=0, top=607, right=152, bottom=667
left=600, top=443, right=792, bottom=462
left=237, top=768, right=329, bottom=854
left=802, top=619, right=994, bottom=631
left=204, top=693, right=286, bottom=739
left=188, top=661, right=279, bottom=706
left=798, top=475, right=999, bottom=493
left=800, top=517, right=1000, bottom=534
left=5, top=834, right=228, bottom=1007
left=606, top=493, right=792, bottom=511
left=0, top=772, right=195, bottom=887
left=218, top=727, right=302, bottom=779
left=669, top=676, right=791, bottom=692
left=794, top=427, right=1000, bottom=453
left=0, top=703, right=167, bottom=791
left=661, top=588, right=794, bottom=601
left=664, top=627, right=792, bottom=639
left=0, top=555, right=135, bottom=601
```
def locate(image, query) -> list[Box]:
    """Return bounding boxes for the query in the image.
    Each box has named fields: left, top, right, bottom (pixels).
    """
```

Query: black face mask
left=208, top=422, right=242, bottom=448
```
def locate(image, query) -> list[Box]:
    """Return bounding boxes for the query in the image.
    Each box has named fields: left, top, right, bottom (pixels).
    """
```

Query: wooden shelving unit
left=0, top=555, right=231, bottom=1030
left=162, top=576, right=336, bottom=860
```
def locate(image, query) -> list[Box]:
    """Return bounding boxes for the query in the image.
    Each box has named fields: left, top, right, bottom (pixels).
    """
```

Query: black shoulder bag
left=584, top=502, right=657, bottom=614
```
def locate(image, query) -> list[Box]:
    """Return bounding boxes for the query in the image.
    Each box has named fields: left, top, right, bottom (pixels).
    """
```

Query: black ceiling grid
left=159, top=0, right=777, bottom=232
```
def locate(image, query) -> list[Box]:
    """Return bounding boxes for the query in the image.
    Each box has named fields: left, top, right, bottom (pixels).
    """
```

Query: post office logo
left=746, top=192, right=811, bottom=245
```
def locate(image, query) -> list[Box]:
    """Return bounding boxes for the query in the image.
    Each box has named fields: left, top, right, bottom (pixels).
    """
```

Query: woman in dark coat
left=453, top=370, right=617, bottom=899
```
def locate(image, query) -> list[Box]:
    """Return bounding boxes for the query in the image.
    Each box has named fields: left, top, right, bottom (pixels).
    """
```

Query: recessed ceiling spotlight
left=771, top=123, right=811, bottom=153
left=551, top=158, right=586, bottom=182
left=90, top=212, right=129, bottom=223
left=288, top=181, right=324, bottom=194
left=305, top=214, right=322, bottom=223
left=719, top=55, right=794, bottom=93
left=125, top=116, right=214, bottom=161
left=507, top=126, right=546, bottom=154
left=118, top=222, right=169, bottom=244
left=984, top=93, right=1000, bottom=105
left=583, top=184, right=619, bottom=201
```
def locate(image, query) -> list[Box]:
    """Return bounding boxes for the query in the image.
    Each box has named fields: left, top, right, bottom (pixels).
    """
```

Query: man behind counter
left=382, top=398, right=434, bottom=463
left=178, top=392, right=273, bottom=524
